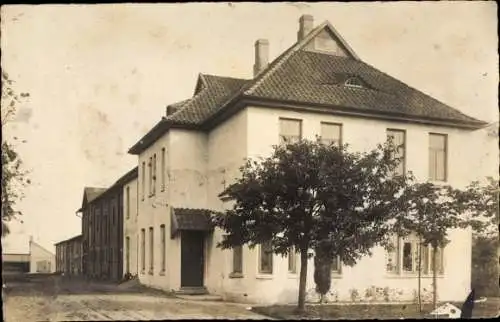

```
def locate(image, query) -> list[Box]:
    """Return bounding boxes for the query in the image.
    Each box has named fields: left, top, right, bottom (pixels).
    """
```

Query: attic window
left=344, top=77, right=364, bottom=88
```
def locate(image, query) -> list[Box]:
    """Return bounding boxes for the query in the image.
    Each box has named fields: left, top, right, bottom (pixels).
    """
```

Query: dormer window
left=344, top=77, right=364, bottom=88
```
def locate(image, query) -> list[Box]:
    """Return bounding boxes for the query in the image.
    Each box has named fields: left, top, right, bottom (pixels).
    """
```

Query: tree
left=1, top=71, right=30, bottom=237
left=212, top=138, right=411, bottom=313
left=313, top=245, right=332, bottom=303
left=395, top=182, right=487, bottom=311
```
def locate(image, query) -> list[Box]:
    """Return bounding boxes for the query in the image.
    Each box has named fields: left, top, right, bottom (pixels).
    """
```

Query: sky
left=1, top=2, right=498, bottom=253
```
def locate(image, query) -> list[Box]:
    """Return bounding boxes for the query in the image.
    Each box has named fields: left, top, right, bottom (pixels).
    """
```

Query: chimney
left=253, top=39, right=269, bottom=77
left=297, top=14, right=314, bottom=41
left=166, top=105, right=178, bottom=116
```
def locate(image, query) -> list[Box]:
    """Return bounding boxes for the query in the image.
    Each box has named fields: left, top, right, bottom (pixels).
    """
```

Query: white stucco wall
left=29, top=240, right=56, bottom=273
left=123, top=176, right=138, bottom=275
left=244, top=105, right=480, bottom=303
left=134, top=104, right=486, bottom=304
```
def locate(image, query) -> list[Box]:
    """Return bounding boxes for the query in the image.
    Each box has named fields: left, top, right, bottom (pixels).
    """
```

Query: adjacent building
left=55, top=235, right=83, bottom=275
left=123, top=168, right=139, bottom=276
left=125, top=15, right=488, bottom=304
left=2, top=236, right=55, bottom=275
left=78, top=168, right=137, bottom=281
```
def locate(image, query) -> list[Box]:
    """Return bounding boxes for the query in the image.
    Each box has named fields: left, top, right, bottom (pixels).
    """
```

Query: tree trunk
left=418, top=238, right=422, bottom=312
left=296, top=248, right=309, bottom=314
left=432, top=246, right=438, bottom=310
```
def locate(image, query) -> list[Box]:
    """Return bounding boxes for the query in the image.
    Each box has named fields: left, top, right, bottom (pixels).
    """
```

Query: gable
left=303, top=28, right=349, bottom=57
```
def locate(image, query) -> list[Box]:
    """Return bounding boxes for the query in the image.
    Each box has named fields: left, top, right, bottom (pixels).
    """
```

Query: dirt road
left=2, top=274, right=269, bottom=321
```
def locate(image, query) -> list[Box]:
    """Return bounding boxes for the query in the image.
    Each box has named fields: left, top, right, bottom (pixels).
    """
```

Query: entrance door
left=181, top=231, right=205, bottom=287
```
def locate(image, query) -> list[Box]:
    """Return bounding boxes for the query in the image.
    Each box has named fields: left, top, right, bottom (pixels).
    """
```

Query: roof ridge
left=201, top=74, right=249, bottom=82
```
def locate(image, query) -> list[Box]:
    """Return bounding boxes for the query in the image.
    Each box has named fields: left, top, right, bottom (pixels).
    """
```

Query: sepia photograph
left=1, top=2, right=498, bottom=320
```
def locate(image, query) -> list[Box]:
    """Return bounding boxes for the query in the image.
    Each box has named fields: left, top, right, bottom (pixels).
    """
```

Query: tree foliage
left=212, top=138, right=412, bottom=312
left=313, top=247, right=332, bottom=303
left=1, top=71, right=30, bottom=237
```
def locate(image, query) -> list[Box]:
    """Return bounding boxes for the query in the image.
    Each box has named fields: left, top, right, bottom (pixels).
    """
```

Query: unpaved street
left=2, top=274, right=269, bottom=321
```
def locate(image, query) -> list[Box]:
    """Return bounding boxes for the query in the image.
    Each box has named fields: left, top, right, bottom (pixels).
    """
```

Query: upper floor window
left=140, top=229, right=146, bottom=272
left=152, top=154, right=157, bottom=196
left=148, top=157, right=153, bottom=197
left=279, top=118, right=302, bottom=144
left=387, top=129, right=406, bottom=176
left=429, top=133, right=447, bottom=182
left=320, top=122, right=342, bottom=146
left=161, top=148, right=166, bottom=192
left=125, top=186, right=130, bottom=219
left=141, top=161, right=146, bottom=201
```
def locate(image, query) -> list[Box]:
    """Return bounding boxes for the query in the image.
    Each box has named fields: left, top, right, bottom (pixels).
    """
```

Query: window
left=288, top=247, right=297, bottom=274
left=279, top=118, right=302, bottom=144
left=152, top=154, right=157, bottom=196
left=344, top=77, right=364, bottom=88
left=387, top=129, right=406, bottom=176
left=386, top=233, right=444, bottom=275
left=233, top=246, right=243, bottom=274
left=125, top=236, right=130, bottom=274
left=141, top=229, right=145, bottom=272
left=141, top=161, right=145, bottom=200
left=161, top=148, right=166, bottom=191
left=148, top=157, right=153, bottom=197
left=126, top=186, right=130, bottom=219
left=320, top=122, right=342, bottom=146
left=259, top=241, right=273, bottom=274
left=160, top=225, right=166, bottom=272
left=331, top=255, right=342, bottom=274
left=429, top=133, right=447, bottom=181
left=149, top=227, right=154, bottom=274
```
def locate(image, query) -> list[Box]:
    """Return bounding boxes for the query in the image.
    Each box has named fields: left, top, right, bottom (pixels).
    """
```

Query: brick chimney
left=253, top=39, right=269, bottom=77
left=297, top=14, right=314, bottom=41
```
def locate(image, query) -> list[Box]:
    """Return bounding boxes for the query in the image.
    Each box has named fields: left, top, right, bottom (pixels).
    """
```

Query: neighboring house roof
left=54, top=234, right=82, bottom=246
left=170, top=208, right=214, bottom=238
left=128, top=19, right=487, bottom=155
left=88, top=166, right=139, bottom=205
left=77, top=187, right=107, bottom=213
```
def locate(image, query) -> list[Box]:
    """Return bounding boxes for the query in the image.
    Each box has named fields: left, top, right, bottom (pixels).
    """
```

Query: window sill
left=148, top=271, right=154, bottom=276
left=229, top=272, right=244, bottom=279
left=140, top=270, right=145, bottom=275
left=159, top=270, right=165, bottom=276
left=385, top=273, right=445, bottom=279
left=331, top=273, right=342, bottom=279
left=256, top=274, right=274, bottom=279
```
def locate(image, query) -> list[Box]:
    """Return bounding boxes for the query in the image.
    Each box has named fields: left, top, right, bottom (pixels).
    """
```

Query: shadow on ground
left=2, top=273, right=175, bottom=298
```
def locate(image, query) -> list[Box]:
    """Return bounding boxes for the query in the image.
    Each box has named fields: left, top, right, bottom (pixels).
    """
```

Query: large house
left=127, top=15, right=487, bottom=304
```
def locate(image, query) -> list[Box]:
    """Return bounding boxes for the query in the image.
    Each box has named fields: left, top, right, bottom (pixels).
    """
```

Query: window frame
left=141, top=161, right=146, bottom=201
left=279, top=117, right=302, bottom=145
left=258, top=241, right=273, bottom=275
left=140, top=229, right=146, bottom=273
left=160, top=224, right=166, bottom=273
left=288, top=246, right=297, bottom=274
left=149, top=227, right=154, bottom=274
left=387, top=128, right=406, bottom=176
left=161, top=148, right=166, bottom=192
left=232, top=245, right=243, bottom=276
left=320, top=122, right=343, bottom=146
left=428, top=133, right=448, bottom=182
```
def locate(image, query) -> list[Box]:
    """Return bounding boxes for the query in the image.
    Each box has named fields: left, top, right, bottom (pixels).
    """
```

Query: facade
left=123, top=169, right=139, bottom=276
left=29, top=237, right=56, bottom=274
left=79, top=168, right=137, bottom=281
left=126, top=15, right=488, bottom=304
left=55, top=235, right=83, bottom=275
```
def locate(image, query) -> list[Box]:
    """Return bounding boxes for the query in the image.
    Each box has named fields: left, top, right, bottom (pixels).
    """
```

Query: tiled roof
left=166, top=74, right=249, bottom=125
left=84, top=187, right=107, bottom=203
left=245, top=50, right=483, bottom=124
left=129, top=20, right=486, bottom=155
left=170, top=208, right=214, bottom=238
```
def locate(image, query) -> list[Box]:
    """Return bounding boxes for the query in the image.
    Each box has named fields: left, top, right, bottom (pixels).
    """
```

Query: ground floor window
left=141, top=229, right=146, bottom=272
left=259, top=241, right=273, bottom=274
left=386, top=233, right=445, bottom=275
left=288, top=247, right=297, bottom=274
left=232, top=245, right=243, bottom=274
